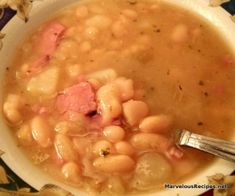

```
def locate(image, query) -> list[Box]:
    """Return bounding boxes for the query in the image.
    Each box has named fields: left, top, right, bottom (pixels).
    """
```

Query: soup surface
left=2, top=0, right=235, bottom=194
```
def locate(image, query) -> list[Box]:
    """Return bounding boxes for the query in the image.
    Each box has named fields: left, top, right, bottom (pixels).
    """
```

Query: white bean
left=105, top=176, right=125, bottom=194
left=139, top=115, right=172, bottom=133
left=122, top=9, right=138, bottom=20
left=80, top=41, right=91, bottom=52
left=130, top=133, right=170, bottom=151
left=138, top=20, right=151, bottom=30
left=89, top=49, right=105, bottom=61
left=54, top=121, right=71, bottom=134
left=93, top=140, right=113, bottom=156
left=73, top=138, right=92, bottom=155
left=109, top=40, right=123, bottom=50
left=16, top=63, right=29, bottom=79
left=3, top=94, right=24, bottom=124
left=16, top=123, right=33, bottom=145
left=84, top=26, right=99, bottom=40
left=138, top=35, right=151, bottom=46
left=31, top=116, right=53, bottom=148
left=123, top=100, right=149, bottom=126
left=74, top=34, right=82, bottom=43
left=86, top=15, right=112, bottom=29
left=3, top=108, right=22, bottom=125
left=129, top=44, right=141, bottom=54
left=62, top=162, right=81, bottom=182
left=66, top=64, right=82, bottom=78
left=150, top=4, right=161, bottom=10
left=4, top=94, right=24, bottom=108
left=118, top=14, right=129, bottom=24
left=115, top=141, right=135, bottom=156
left=103, top=126, right=125, bottom=143
left=87, top=78, right=101, bottom=90
left=171, top=24, right=189, bottom=43
left=54, top=39, right=79, bottom=59
left=121, top=49, right=132, bottom=58
left=93, top=155, right=135, bottom=173
left=76, top=5, right=88, bottom=19
left=97, top=84, right=122, bottom=124
left=54, top=134, right=78, bottom=162
left=114, top=77, right=134, bottom=101
left=61, top=38, right=79, bottom=51
left=112, top=21, right=126, bottom=38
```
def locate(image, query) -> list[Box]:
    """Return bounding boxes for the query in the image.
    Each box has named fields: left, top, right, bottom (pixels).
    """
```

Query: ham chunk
left=56, top=82, right=97, bottom=115
left=222, top=55, right=234, bottom=68
left=165, top=146, right=184, bottom=160
left=29, top=22, right=66, bottom=75
left=39, top=22, right=66, bottom=56
left=28, top=56, right=50, bottom=75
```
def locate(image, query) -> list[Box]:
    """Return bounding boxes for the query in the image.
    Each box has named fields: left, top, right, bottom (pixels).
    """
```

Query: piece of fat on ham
left=28, top=22, right=66, bottom=75
left=38, top=22, right=66, bottom=56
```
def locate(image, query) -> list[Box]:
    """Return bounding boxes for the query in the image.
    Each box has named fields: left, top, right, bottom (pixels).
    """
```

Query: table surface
left=0, top=1, right=235, bottom=195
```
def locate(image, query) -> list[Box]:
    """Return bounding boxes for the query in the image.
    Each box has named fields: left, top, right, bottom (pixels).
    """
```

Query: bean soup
left=2, top=0, right=235, bottom=194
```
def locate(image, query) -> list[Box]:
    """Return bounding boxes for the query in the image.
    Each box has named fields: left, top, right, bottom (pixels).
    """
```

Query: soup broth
left=2, top=0, right=235, bottom=194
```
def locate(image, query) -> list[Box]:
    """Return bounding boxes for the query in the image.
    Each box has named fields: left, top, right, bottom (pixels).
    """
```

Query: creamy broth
left=2, top=0, right=235, bottom=194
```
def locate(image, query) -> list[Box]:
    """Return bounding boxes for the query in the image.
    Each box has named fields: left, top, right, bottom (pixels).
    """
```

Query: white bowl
left=0, top=0, right=235, bottom=195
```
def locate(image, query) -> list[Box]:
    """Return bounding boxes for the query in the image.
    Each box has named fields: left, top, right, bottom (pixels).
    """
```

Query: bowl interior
left=0, top=0, right=235, bottom=195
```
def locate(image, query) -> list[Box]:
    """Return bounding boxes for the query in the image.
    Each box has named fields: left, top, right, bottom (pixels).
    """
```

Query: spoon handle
left=177, top=130, right=235, bottom=163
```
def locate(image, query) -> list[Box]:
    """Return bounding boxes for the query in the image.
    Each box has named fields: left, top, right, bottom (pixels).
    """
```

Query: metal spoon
left=175, top=130, right=235, bottom=163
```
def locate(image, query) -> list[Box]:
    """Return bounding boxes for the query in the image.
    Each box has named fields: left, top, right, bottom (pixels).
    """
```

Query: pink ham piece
left=38, top=22, right=66, bottom=56
left=27, top=55, right=50, bottom=75
left=165, top=146, right=184, bottom=160
left=56, top=82, right=97, bottom=115
left=214, top=84, right=226, bottom=98
left=31, top=105, right=50, bottom=115
left=223, top=55, right=234, bottom=67
left=112, top=118, right=122, bottom=126
left=28, top=22, right=66, bottom=75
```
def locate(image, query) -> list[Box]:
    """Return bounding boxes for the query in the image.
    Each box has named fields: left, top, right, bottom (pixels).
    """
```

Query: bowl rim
left=0, top=0, right=235, bottom=195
